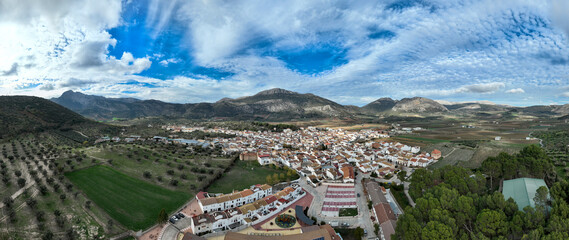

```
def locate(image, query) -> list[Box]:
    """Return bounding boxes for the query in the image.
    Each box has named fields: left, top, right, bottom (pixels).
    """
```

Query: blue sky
left=1, top=0, right=569, bottom=106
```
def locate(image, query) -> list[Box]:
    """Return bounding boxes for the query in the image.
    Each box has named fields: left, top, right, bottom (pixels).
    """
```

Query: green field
left=206, top=161, right=295, bottom=193
left=66, top=165, right=192, bottom=230
left=339, top=208, right=358, bottom=217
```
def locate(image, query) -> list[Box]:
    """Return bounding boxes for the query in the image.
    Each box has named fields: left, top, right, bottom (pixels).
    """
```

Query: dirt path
left=74, top=130, right=89, bottom=138
left=0, top=159, right=55, bottom=210
left=443, top=148, right=457, bottom=158
left=0, top=188, right=39, bottom=223
left=0, top=162, right=36, bottom=209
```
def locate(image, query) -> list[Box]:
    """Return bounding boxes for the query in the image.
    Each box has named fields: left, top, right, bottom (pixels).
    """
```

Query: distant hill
left=362, top=97, right=448, bottom=113
left=51, top=90, right=187, bottom=120
left=51, top=89, right=569, bottom=120
left=392, top=97, right=448, bottom=113
left=52, top=88, right=355, bottom=120
left=208, top=88, right=353, bottom=119
left=553, top=104, right=569, bottom=115
left=362, top=98, right=397, bottom=113
left=0, top=96, right=114, bottom=139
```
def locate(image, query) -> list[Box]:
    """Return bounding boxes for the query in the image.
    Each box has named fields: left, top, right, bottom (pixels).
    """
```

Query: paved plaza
left=321, top=184, right=357, bottom=217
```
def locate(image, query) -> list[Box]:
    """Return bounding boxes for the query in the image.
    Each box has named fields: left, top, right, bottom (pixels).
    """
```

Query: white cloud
left=460, top=82, right=506, bottom=93
left=506, top=88, right=525, bottom=94
left=551, top=0, right=569, bottom=39
left=159, top=58, right=181, bottom=67
left=169, top=0, right=567, bottom=104
left=59, top=78, right=99, bottom=88
left=146, top=0, right=180, bottom=38
left=39, top=83, right=55, bottom=91
left=0, top=63, right=18, bottom=76
left=1, top=0, right=569, bottom=107
left=562, top=92, right=569, bottom=97
left=71, top=40, right=117, bottom=68
left=0, top=0, right=152, bottom=96
left=412, top=82, right=506, bottom=96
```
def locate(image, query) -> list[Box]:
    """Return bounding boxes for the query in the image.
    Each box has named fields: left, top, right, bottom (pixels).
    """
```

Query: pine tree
left=158, top=208, right=168, bottom=225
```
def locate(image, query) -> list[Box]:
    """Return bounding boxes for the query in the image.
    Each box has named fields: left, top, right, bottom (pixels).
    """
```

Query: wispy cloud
left=551, top=0, right=569, bottom=39
left=0, top=0, right=569, bottom=106
left=506, top=88, right=525, bottom=94
left=413, top=82, right=506, bottom=96
left=159, top=58, right=181, bottom=67
left=460, top=83, right=506, bottom=94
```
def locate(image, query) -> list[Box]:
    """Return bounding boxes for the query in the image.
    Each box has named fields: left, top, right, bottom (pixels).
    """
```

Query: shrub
left=17, top=178, right=26, bottom=187
left=170, top=180, right=179, bottom=186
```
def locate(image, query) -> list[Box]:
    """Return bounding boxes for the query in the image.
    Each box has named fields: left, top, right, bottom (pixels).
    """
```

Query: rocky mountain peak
left=392, top=97, right=449, bottom=112
left=254, top=88, right=297, bottom=96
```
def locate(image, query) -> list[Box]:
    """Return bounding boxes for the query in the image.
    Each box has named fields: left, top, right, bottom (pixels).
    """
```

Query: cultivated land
left=2, top=113, right=568, bottom=239
left=381, top=118, right=556, bottom=169
left=206, top=160, right=295, bottom=194
left=533, top=126, right=569, bottom=180
left=66, top=165, right=191, bottom=230
left=82, top=143, right=234, bottom=193
left=0, top=130, right=240, bottom=238
left=0, top=136, right=127, bottom=239
left=284, top=116, right=565, bottom=170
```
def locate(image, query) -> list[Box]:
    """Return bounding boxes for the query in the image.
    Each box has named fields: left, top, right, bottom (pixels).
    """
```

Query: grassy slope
left=206, top=161, right=291, bottom=193
left=66, top=165, right=191, bottom=230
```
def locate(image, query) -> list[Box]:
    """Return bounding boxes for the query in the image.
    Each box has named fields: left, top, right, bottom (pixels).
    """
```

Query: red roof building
left=431, top=149, right=442, bottom=160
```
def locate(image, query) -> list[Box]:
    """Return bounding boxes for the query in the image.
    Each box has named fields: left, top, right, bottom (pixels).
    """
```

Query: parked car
left=177, top=213, right=185, bottom=218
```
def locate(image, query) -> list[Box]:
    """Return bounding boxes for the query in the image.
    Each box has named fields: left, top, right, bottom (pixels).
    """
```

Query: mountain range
left=50, top=88, right=569, bottom=121
left=0, top=96, right=114, bottom=139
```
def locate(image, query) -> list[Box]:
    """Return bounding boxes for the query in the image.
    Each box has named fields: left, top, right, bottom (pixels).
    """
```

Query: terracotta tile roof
left=196, top=191, right=208, bottom=200
left=228, top=192, right=243, bottom=200
left=380, top=220, right=397, bottom=240
left=274, top=191, right=287, bottom=199
left=253, top=199, right=268, bottom=208
left=263, top=195, right=277, bottom=205
left=240, top=189, right=254, bottom=197
left=238, top=203, right=257, bottom=214
left=374, top=203, right=396, bottom=224
left=282, top=187, right=294, bottom=195
left=215, top=195, right=231, bottom=203
left=200, top=197, right=218, bottom=206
